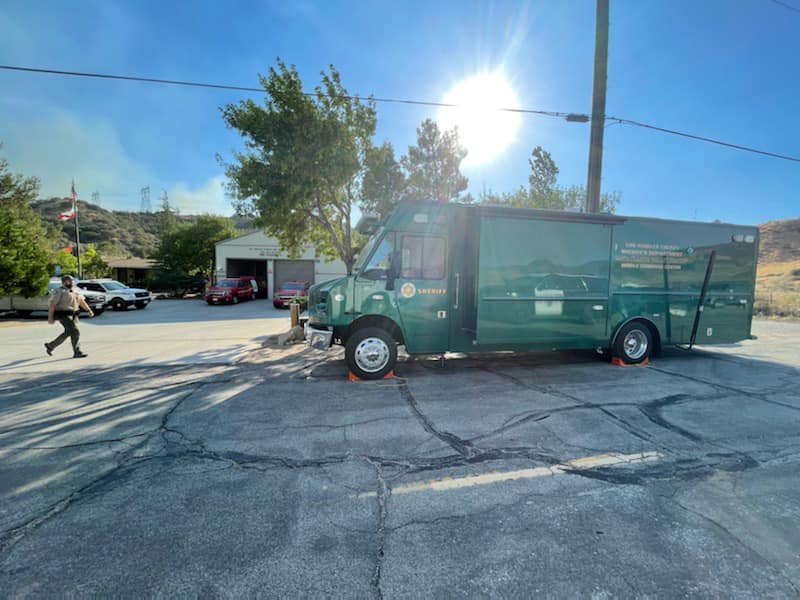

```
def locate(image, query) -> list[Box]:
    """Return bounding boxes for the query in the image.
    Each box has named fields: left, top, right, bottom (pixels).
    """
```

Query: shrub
left=148, top=271, right=205, bottom=297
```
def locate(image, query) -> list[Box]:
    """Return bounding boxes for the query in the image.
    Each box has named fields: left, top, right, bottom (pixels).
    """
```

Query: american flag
left=57, top=182, right=77, bottom=221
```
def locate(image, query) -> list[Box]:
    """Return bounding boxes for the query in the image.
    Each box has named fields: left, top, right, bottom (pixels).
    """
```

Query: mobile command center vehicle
left=307, top=201, right=758, bottom=380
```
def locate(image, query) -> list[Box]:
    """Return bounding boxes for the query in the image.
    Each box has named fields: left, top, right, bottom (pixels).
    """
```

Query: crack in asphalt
left=0, top=381, right=212, bottom=553
left=480, top=367, right=666, bottom=447
left=670, top=497, right=800, bottom=596
left=363, top=457, right=389, bottom=600
left=649, top=365, right=800, bottom=415
left=638, top=394, right=703, bottom=442
left=0, top=438, right=156, bottom=554
left=399, top=381, right=477, bottom=457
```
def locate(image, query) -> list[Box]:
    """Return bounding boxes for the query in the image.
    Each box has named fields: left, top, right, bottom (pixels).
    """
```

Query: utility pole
left=585, top=0, right=609, bottom=213
left=140, top=186, right=151, bottom=212
left=91, top=191, right=99, bottom=207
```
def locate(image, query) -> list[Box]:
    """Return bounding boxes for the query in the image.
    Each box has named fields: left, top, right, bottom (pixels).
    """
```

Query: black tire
left=613, top=321, right=653, bottom=364
left=111, top=298, right=126, bottom=311
left=135, top=302, right=148, bottom=309
left=232, top=296, right=239, bottom=305
left=207, top=300, right=214, bottom=305
left=345, top=327, right=397, bottom=380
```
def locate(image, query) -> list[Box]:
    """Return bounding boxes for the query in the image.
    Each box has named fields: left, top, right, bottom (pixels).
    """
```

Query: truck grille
left=308, top=289, right=328, bottom=324
left=135, top=292, right=150, bottom=298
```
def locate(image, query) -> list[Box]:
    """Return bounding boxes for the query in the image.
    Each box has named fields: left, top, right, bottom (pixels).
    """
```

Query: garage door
left=226, top=259, right=269, bottom=298
left=274, top=260, right=315, bottom=289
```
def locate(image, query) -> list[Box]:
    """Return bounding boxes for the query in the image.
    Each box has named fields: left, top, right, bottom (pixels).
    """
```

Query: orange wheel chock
left=611, top=357, right=649, bottom=367
left=348, top=370, right=394, bottom=382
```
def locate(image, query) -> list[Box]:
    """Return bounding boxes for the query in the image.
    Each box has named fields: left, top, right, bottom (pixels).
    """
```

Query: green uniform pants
left=50, top=313, right=81, bottom=354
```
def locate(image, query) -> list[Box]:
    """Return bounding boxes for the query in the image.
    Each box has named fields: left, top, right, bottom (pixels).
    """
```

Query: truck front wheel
left=345, top=327, right=397, bottom=380
left=613, top=321, right=653, bottom=364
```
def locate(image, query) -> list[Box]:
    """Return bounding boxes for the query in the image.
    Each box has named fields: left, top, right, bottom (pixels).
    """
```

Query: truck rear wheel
left=613, top=321, right=653, bottom=364
left=345, top=327, right=397, bottom=380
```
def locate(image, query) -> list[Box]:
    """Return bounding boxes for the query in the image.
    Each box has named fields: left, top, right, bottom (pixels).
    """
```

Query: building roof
left=107, top=258, right=157, bottom=269
left=215, top=230, right=267, bottom=246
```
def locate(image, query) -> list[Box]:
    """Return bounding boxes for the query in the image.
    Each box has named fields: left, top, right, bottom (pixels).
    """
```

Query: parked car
left=205, top=278, right=255, bottom=305
left=0, top=277, right=106, bottom=317
left=77, top=279, right=153, bottom=311
left=273, top=280, right=310, bottom=309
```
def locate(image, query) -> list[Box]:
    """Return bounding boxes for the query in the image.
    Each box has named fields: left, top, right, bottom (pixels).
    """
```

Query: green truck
left=307, top=201, right=758, bottom=379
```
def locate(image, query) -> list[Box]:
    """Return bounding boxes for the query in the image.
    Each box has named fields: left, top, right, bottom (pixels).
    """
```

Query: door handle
left=454, top=273, right=460, bottom=309
left=592, top=305, right=604, bottom=311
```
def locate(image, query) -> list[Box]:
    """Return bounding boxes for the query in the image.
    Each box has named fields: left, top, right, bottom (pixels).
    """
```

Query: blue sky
left=1, top=0, right=798, bottom=224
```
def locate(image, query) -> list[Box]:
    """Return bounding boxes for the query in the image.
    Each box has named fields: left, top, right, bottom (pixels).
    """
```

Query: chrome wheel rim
left=355, top=337, right=390, bottom=373
left=623, top=330, right=648, bottom=360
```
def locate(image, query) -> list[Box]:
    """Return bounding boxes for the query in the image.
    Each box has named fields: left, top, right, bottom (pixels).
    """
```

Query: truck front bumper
left=306, top=324, right=333, bottom=350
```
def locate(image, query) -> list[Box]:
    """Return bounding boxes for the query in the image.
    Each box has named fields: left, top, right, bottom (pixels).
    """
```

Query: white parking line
left=360, top=451, right=660, bottom=498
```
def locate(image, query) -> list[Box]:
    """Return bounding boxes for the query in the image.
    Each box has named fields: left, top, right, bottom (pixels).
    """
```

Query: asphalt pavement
left=0, top=307, right=798, bottom=598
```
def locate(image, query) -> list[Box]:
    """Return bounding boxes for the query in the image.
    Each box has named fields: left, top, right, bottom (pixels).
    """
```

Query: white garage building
left=214, top=231, right=348, bottom=298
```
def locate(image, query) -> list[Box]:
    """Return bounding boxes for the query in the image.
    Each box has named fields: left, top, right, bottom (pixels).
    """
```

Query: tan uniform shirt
left=50, top=286, right=83, bottom=312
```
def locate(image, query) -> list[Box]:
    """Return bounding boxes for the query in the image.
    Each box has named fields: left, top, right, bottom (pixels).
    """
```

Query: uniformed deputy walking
left=44, top=274, right=94, bottom=358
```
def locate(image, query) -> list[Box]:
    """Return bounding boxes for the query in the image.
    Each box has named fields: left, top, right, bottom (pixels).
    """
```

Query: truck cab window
left=401, top=235, right=445, bottom=280
left=361, top=233, right=395, bottom=280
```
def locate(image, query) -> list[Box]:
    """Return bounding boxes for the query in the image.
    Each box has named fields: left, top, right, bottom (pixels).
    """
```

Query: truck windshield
left=352, top=227, right=384, bottom=273
left=359, top=233, right=395, bottom=280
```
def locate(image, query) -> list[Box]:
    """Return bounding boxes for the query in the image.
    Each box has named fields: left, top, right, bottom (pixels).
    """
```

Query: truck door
left=394, top=234, right=450, bottom=353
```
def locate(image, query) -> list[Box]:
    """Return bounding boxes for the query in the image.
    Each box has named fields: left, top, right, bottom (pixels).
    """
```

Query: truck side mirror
left=385, top=251, right=400, bottom=291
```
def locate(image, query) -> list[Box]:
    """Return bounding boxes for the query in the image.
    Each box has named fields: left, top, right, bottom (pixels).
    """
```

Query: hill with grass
left=756, top=217, right=800, bottom=318
left=32, top=198, right=249, bottom=259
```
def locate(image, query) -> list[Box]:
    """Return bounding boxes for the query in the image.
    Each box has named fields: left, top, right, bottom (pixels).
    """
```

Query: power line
left=2, top=63, right=800, bottom=164
left=606, top=116, right=800, bottom=163
left=0, top=64, right=569, bottom=119
left=768, top=0, right=800, bottom=14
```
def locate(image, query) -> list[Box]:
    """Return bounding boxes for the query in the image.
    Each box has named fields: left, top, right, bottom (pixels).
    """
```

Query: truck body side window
left=401, top=235, right=445, bottom=280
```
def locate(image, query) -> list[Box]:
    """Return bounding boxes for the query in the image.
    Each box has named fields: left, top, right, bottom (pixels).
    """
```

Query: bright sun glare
left=437, top=72, right=521, bottom=167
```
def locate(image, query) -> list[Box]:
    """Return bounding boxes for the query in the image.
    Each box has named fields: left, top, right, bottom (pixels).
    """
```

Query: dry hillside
left=756, top=217, right=800, bottom=317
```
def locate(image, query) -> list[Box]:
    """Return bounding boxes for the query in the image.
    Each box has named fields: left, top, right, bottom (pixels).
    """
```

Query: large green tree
left=401, top=118, right=468, bottom=203
left=481, top=145, right=620, bottom=213
left=222, top=60, right=377, bottom=273
left=361, top=141, right=405, bottom=219
left=527, top=146, right=564, bottom=209
left=155, top=215, right=237, bottom=277
left=0, top=156, right=52, bottom=296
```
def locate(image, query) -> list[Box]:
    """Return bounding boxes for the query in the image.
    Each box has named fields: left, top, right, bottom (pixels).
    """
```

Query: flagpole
left=73, top=180, right=82, bottom=279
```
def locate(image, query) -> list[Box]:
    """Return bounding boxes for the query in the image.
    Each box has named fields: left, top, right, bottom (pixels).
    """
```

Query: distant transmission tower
left=159, top=189, right=168, bottom=208
left=140, top=186, right=151, bottom=212
left=91, top=191, right=100, bottom=207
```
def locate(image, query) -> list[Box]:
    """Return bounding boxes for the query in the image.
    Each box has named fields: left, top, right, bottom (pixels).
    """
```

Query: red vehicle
left=273, top=280, right=310, bottom=309
left=206, top=277, right=255, bottom=305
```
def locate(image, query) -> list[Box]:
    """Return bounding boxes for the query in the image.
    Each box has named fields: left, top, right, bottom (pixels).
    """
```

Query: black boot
left=44, top=343, right=53, bottom=356
left=73, top=351, right=88, bottom=358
